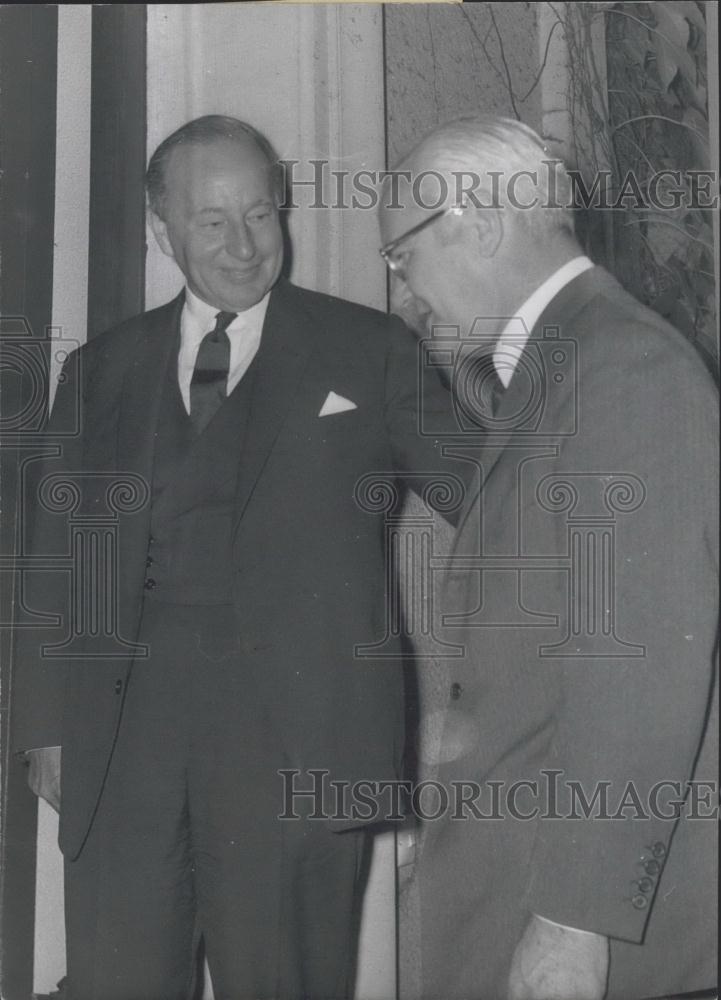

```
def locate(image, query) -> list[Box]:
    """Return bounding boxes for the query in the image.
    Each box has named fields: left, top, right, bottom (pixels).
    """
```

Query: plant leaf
left=653, top=2, right=698, bottom=90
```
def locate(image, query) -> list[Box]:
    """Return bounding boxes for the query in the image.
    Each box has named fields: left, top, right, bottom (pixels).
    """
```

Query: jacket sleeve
left=383, top=315, right=474, bottom=525
left=525, top=332, right=719, bottom=943
left=10, top=346, right=85, bottom=753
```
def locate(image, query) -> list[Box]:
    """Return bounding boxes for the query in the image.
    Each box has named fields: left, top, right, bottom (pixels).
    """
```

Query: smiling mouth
left=222, top=266, right=260, bottom=282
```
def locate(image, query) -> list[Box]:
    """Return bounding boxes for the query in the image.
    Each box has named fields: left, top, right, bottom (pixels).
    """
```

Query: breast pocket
left=315, top=408, right=369, bottom=438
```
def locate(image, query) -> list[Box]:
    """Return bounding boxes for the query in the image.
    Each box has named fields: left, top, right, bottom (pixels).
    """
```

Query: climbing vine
left=608, top=2, right=714, bottom=368
left=467, top=1, right=717, bottom=371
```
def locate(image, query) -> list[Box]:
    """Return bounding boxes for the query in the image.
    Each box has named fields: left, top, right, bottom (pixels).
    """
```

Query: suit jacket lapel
left=111, top=293, right=183, bottom=622
left=116, top=281, right=314, bottom=528
left=232, top=279, right=316, bottom=531
left=117, top=292, right=184, bottom=483
left=454, top=266, right=607, bottom=540
left=453, top=405, right=517, bottom=541
left=150, top=359, right=257, bottom=520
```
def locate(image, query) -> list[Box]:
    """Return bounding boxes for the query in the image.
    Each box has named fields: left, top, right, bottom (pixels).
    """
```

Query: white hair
left=397, top=114, right=576, bottom=238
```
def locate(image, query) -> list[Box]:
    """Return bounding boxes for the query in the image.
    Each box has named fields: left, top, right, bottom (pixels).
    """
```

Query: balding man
left=378, top=115, right=718, bottom=1000
left=13, top=115, right=460, bottom=1000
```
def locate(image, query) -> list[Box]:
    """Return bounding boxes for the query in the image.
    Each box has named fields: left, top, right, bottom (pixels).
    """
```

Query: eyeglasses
left=379, top=205, right=465, bottom=278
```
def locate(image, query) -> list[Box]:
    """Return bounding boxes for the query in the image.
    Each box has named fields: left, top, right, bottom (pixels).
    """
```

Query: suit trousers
left=64, top=601, right=368, bottom=1000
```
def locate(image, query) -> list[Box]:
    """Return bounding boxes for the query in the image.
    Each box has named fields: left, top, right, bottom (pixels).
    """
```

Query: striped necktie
left=189, top=310, right=236, bottom=433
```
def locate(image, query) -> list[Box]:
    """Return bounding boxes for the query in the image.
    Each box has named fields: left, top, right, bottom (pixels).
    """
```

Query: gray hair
left=146, top=115, right=283, bottom=219
left=397, top=114, right=575, bottom=237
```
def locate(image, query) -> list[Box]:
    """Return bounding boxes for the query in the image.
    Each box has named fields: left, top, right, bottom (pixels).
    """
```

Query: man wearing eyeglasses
left=378, top=115, right=718, bottom=1000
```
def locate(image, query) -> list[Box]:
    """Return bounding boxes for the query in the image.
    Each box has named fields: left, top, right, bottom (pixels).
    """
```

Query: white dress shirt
left=493, top=256, right=594, bottom=388
left=178, top=286, right=270, bottom=413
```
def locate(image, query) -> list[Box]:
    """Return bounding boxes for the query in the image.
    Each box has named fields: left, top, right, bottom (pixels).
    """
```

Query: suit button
left=631, top=894, right=648, bottom=909
left=638, top=877, right=654, bottom=893
left=146, top=555, right=154, bottom=568
left=114, top=679, right=123, bottom=694
left=148, top=535, right=155, bottom=545
left=144, top=578, right=156, bottom=590
left=450, top=682, right=462, bottom=700
left=652, top=842, right=666, bottom=858
left=644, top=859, right=661, bottom=876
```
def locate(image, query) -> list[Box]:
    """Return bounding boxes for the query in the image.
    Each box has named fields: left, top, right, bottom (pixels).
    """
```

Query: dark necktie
left=189, top=311, right=236, bottom=433
left=464, top=352, right=505, bottom=424
left=481, top=365, right=505, bottom=419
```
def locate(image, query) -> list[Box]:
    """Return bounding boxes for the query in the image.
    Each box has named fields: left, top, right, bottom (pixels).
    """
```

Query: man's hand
left=507, top=913, right=609, bottom=1000
left=26, top=747, right=61, bottom=812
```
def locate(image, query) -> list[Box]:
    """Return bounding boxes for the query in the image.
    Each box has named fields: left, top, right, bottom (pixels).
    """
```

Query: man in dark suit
left=378, top=115, right=718, bottom=1000
left=13, top=115, right=460, bottom=1000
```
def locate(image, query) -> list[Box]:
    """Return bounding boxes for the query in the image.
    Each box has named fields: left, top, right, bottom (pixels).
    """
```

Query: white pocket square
left=318, top=391, right=357, bottom=417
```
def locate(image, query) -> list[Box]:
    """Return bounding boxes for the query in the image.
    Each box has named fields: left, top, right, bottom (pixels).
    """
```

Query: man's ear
left=468, top=207, right=504, bottom=259
left=148, top=211, right=175, bottom=260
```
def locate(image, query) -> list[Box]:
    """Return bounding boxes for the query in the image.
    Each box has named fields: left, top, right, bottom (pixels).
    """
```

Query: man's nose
left=224, top=221, right=255, bottom=261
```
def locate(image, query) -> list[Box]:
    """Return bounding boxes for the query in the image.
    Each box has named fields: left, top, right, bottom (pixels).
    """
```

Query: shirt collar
left=493, top=256, right=594, bottom=388
left=183, top=285, right=271, bottom=339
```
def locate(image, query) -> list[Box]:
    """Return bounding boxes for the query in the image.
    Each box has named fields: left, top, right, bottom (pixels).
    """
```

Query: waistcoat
left=143, top=334, right=258, bottom=605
